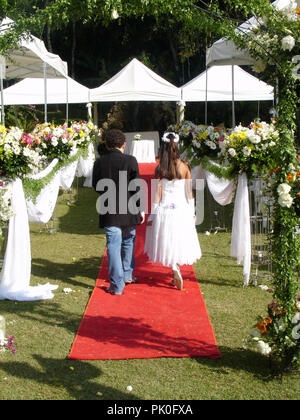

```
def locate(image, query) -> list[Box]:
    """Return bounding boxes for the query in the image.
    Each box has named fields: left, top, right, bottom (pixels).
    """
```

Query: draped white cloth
left=129, top=140, right=156, bottom=163
left=0, top=146, right=95, bottom=301
left=191, top=163, right=251, bottom=285
left=0, top=179, right=58, bottom=301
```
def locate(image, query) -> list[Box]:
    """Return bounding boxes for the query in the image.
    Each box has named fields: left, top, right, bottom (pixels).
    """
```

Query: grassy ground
left=0, top=184, right=299, bottom=400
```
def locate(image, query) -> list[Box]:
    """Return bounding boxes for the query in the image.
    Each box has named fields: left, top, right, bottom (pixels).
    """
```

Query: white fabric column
left=0, top=179, right=58, bottom=301
left=192, top=163, right=252, bottom=285
left=86, top=102, right=93, bottom=121
left=176, top=100, right=185, bottom=125
left=230, top=173, right=251, bottom=286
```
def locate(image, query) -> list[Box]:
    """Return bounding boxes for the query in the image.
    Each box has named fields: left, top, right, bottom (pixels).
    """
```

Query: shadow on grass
left=193, top=346, right=275, bottom=382
left=31, top=256, right=102, bottom=289
left=0, top=299, right=86, bottom=336
left=0, top=355, right=140, bottom=400
left=57, top=187, right=101, bottom=236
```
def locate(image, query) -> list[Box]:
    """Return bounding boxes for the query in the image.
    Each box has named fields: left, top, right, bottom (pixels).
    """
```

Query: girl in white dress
left=144, top=132, right=202, bottom=290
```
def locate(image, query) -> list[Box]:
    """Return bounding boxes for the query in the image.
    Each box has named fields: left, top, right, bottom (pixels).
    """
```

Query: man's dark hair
left=104, top=129, right=126, bottom=149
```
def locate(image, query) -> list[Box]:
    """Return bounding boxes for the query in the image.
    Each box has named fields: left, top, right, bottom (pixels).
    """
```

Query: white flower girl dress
left=144, top=178, right=202, bottom=268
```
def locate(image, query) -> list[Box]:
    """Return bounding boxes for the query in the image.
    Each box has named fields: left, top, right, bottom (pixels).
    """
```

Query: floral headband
left=161, top=132, right=180, bottom=143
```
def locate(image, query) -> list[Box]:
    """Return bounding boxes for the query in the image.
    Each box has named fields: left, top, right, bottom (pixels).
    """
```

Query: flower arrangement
left=31, top=123, right=75, bottom=162
left=0, top=316, right=16, bottom=356
left=0, top=335, right=16, bottom=355
left=0, top=125, right=45, bottom=179
left=0, top=179, right=14, bottom=237
left=30, top=121, right=99, bottom=162
left=246, top=294, right=300, bottom=368
left=133, top=133, right=142, bottom=141
left=68, top=121, right=99, bottom=149
left=221, top=120, right=279, bottom=178
left=175, top=120, right=227, bottom=162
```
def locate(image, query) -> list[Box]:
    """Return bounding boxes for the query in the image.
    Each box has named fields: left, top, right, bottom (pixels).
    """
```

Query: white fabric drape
left=0, top=179, right=58, bottom=301
left=27, top=158, right=60, bottom=224
left=230, top=173, right=251, bottom=286
left=192, top=163, right=251, bottom=285
left=0, top=148, right=95, bottom=301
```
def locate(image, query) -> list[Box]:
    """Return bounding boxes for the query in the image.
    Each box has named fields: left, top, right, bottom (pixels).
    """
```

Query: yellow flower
left=0, top=125, right=6, bottom=134
left=200, top=131, right=208, bottom=140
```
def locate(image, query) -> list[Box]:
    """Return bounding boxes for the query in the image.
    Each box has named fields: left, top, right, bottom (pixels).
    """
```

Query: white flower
left=291, top=326, right=300, bottom=340
left=252, top=60, right=267, bottom=73
left=292, top=312, right=300, bottom=324
left=258, top=285, right=269, bottom=291
left=281, top=35, right=295, bottom=51
left=257, top=340, right=272, bottom=356
left=243, top=146, right=252, bottom=156
left=228, top=148, right=236, bottom=157
left=51, top=137, right=58, bottom=147
left=205, top=140, right=217, bottom=150
left=112, top=9, right=119, bottom=19
left=63, top=288, right=72, bottom=294
left=277, top=183, right=291, bottom=195
left=278, top=192, right=293, bottom=208
left=249, top=134, right=261, bottom=144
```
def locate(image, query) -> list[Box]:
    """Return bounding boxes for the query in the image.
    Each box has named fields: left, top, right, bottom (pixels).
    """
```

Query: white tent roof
left=0, top=17, right=68, bottom=78
left=206, top=0, right=300, bottom=66
left=2, top=77, right=90, bottom=105
left=181, top=65, right=274, bottom=102
left=89, top=58, right=181, bottom=102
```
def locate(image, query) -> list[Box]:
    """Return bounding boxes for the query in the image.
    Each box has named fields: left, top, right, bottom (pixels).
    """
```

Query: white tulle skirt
left=144, top=205, right=202, bottom=267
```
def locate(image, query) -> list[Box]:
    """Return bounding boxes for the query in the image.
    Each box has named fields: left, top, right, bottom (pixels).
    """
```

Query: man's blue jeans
left=104, top=225, right=136, bottom=294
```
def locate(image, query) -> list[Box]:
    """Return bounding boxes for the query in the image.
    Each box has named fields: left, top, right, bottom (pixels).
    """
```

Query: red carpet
left=68, top=162, right=221, bottom=360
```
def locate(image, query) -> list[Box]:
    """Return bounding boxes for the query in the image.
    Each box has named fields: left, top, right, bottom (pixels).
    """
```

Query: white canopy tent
left=0, top=17, right=68, bottom=124
left=181, top=65, right=274, bottom=125
left=2, top=77, right=91, bottom=121
left=90, top=58, right=182, bottom=153
left=206, top=0, right=300, bottom=67
left=2, top=77, right=90, bottom=105
left=181, top=65, right=274, bottom=102
left=89, top=58, right=181, bottom=102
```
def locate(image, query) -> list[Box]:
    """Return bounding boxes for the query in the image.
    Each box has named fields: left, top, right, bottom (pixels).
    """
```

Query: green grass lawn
left=0, top=185, right=299, bottom=400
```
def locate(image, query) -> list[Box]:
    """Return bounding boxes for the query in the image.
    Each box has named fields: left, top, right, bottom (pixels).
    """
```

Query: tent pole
left=66, top=77, right=69, bottom=125
left=43, top=62, right=48, bottom=124
left=0, top=63, right=4, bottom=126
left=231, top=64, right=235, bottom=128
left=205, top=65, right=208, bottom=126
left=257, top=101, right=260, bottom=120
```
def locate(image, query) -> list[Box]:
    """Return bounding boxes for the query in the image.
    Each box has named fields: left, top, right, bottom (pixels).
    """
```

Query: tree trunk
left=167, top=32, right=180, bottom=84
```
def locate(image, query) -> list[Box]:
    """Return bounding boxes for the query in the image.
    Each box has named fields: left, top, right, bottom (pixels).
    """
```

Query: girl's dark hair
left=155, top=133, right=182, bottom=180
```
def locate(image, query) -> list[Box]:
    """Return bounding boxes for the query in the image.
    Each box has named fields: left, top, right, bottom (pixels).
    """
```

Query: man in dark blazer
left=92, top=129, right=145, bottom=295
